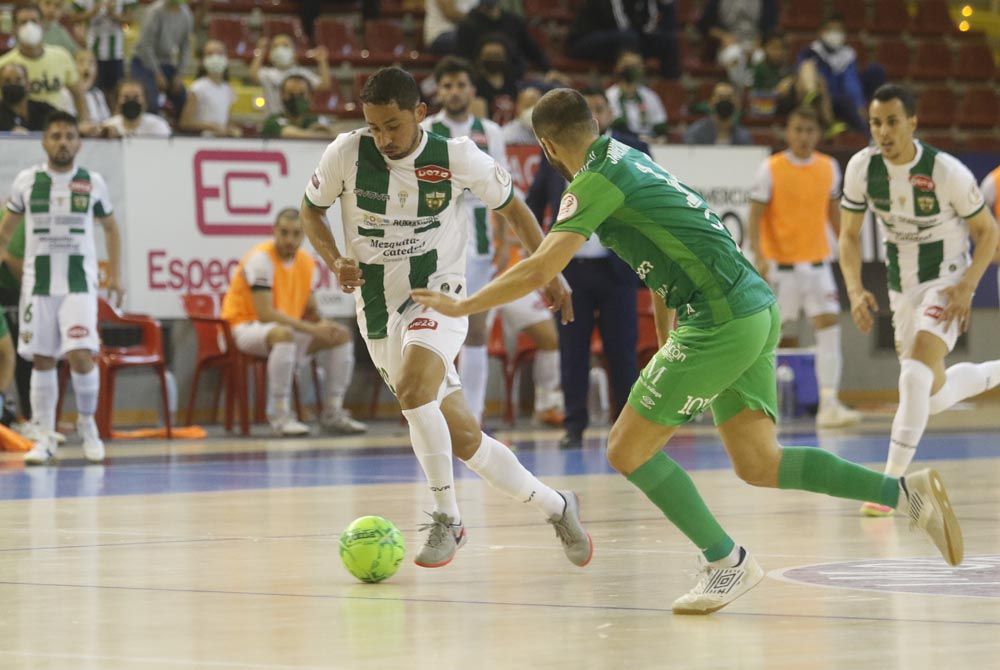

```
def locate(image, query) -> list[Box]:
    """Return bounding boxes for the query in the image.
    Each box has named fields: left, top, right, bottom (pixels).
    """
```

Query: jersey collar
left=576, top=135, right=611, bottom=178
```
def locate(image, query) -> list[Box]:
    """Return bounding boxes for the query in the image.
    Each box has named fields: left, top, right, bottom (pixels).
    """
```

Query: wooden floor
left=1, top=409, right=998, bottom=670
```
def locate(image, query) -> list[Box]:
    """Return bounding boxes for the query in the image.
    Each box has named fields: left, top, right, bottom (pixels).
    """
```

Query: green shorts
left=627, top=302, right=780, bottom=426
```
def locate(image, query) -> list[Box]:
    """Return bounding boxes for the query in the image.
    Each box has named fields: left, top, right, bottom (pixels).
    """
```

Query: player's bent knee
left=731, top=454, right=780, bottom=488
left=267, top=326, right=295, bottom=344
left=396, top=376, right=436, bottom=409
left=65, top=349, right=96, bottom=373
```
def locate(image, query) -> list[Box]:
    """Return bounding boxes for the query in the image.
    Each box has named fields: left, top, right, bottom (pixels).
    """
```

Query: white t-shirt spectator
left=424, top=0, right=477, bottom=46
left=257, top=66, right=320, bottom=114
left=59, top=86, right=112, bottom=124
left=189, top=77, right=236, bottom=130
left=102, top=113, right=172, bottom=137
left=605, top=84, right=668, bottom=137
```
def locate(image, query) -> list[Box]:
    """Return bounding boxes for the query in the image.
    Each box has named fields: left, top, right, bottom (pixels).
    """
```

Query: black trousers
left=558, top=256, right=639, bottom=437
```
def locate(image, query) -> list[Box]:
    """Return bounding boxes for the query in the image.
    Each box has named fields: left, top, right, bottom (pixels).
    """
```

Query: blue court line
left=1, top=430, right=998, bottom=501
left=0, top=579, right=996, bottom=627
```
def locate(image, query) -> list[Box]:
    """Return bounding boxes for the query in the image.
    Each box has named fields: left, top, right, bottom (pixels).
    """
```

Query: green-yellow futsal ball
left=339, top=516, right=405, bottom=583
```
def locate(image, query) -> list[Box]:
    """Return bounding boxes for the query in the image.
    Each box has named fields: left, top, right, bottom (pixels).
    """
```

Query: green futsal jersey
left=551, top=135, right=774, bottom=327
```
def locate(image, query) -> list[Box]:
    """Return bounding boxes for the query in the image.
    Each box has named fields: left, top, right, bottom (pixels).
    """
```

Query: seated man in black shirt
left=0, top=63, right=58, bottom=132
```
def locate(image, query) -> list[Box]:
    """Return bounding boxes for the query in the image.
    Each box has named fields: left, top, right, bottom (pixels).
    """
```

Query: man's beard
left=445, top=99, right=469, bottom=116
left=50, top=151, right=74, bottom=168
left=543, top=145, right=573, bottom=181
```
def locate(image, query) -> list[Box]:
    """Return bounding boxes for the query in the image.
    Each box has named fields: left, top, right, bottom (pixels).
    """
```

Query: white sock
left=886, top=359, right=934, bottom=477
left=928, top=360, right=1000, bottom=415
left=463, top=432, right=564, bottom=518
left=70, top=368, right=100, bottom=417
left=533, top=349, right=561, bottom=412
left=401, top=401, right=461, bottom=520
left=317, top=342, right=354, bottom=413
left=266, top=342, right=297, bottom=419
left=30, top=368, right=58, bottom=432
left=814, top=325, right=843, bottom=406
left=459, top=345, right=487, bottom=423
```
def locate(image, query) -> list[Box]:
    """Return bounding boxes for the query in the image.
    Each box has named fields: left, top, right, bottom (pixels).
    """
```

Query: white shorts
left=232, top=321, right=314, bottom=360
left=466, top=256, right=494, bottom=294
left=498, top=291, right=551, bottom=333
left=364, top=300, right=468, bottom=402
left=890, top=275, right=962, bottom=354
left=18, top=292, right=100, bottom=361
left=770, top=261, right=841, bottom=321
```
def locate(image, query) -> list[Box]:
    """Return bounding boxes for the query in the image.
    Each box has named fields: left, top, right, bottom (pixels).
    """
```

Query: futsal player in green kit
left=412, top=88, right=965, bottom=614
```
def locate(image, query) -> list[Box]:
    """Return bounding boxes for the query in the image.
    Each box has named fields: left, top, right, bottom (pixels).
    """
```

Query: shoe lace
left=685, top=557, right=715, bottom=593
left=549, top=514, right=573, bottom=546
left=417, top=511, right=454, bottom=549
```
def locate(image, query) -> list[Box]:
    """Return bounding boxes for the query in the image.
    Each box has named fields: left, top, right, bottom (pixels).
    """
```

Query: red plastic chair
left=954, top=40, right=996, bottom=82
left=870, top=0, right=911, bottom=34
left=96, top=298, right=172, bottom=440
left=873, top=38, right=911, bottom=79
left=262, top=15, right=310, bottom=52
left=911, top=41, right=953, bottom=81
left=181, top=293, right=236, bottom=428
left=831, top=0, right=867, bottom=32
left=779, top=3, right=823, bottom=31
left=207, top=15, right=253, bottom=61
left=488, top=316, right=538, bottom=425
left=911, top=0, right=954, bottom=36
left=363, top=19, right=407, bottom=63
left=916, top=86, right=955, bottom=128
left=957, top=88, right=999, bottom=129
left=314, top=16, right=360, bottom=59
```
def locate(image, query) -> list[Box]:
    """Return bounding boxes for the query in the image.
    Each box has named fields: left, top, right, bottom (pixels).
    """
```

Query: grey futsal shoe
left=414, top=511, right=467, bottom=568
left=548, top=490, right=593, bottom=567
left=901, top=469, right=964, bottom=566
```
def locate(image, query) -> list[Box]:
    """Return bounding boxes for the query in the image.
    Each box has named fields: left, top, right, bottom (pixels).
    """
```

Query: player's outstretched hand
left=410, top=289, right=470, bottom=317
left=848, top=288, right=878, bottom=333
left=543, top=274, right=574, bottom=324
left=333, top=257, right=364, bottom=293
left=940, top=281, right=974, bottom=333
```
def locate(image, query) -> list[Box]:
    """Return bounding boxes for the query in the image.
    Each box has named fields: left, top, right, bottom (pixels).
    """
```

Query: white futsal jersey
left=841, top=141, right=986, bottom=294
left=5, top=163, right=110, bottom=296
left=304, top=128, right=514, bottom=340
left=421, top=111, right=509, bottom=260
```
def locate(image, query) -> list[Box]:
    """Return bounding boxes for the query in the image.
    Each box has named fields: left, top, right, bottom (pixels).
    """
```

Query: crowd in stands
left=2, top=0, right=989, bottom=148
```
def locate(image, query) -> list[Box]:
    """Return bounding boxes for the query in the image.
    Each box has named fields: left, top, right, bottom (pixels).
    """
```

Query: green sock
left=627, top=452, right=735, bottom=562
left=778, top=447, right=899, bottom=507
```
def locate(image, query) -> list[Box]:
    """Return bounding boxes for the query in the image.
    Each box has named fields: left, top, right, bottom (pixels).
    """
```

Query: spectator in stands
left=502, top=84, right=542, bottom=145
left=0, top=5, right=86, bottom=120
left=683, top=81, right=751, bottom=145
left=101, top=78, right=172, bottom=137
left=179, top=40, right=241, bottom=137
left=250, top=34, right=331, bottom=116
left=457, top=0, right=551, bottom=80
left=798, top=12, right=884, bottom=134
left=72, top=0, right=135, bottom=98
left=40, top=0, right=79, bottom=54
left=261, top=74, right=335, bottom=140
left=0, top=63, right=59, bottom=132
left=750, top=32, right=833, bottom=127
left=526, top=86, right=643, bottom=449
left=605, top=49, right=668, bottom=141
left=61, top=50, right=111, bottom=135
left=568, top=0, right=680, bottom=79
left=697, top=0, right=779, bottom=86
left=130, top=0, right=193, bottom=116
left=221, top=208, right=366, bottom=437
left=471, top=34, right=519, bottom=126
left=425, top=0, right=476, bottom=54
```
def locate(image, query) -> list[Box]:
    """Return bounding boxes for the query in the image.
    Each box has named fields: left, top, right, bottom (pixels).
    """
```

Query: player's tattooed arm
left=838, top=207, right=878, bottom=334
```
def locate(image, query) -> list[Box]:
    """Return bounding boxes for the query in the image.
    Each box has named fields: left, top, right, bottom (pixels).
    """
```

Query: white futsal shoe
left=900, top=469, right=964, bottom=566
left=270, top=414, right=311, bottom=437
left=816, top=401, right=862, bottom=428
left=672, top=548, right=764, bottom=615
left=77, top=415, right=106, bottom=463
left=23, top=433, right=58, bottom=466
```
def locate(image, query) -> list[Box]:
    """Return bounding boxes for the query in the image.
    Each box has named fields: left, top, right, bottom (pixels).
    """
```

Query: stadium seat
left=832, top=0, right=868, bottom=32
left=262, top=15, right=310, bottom=51
left=363, top=18, right=408, bottom=62
left=649, top=79, right=687, bottom=123
left=207, top=15, right=253, bottom=61
left=955, top=40, right=996, bottom=82
left=488, top=317, right=538, bottom=425
left=749, top=128, right=778, bottom=147
left=847, top=38, right=868, bottom=68
left=780, top=2, right=823, bottom=31
left=915, top=86, right=955, bottom=128
left=917, top=132, right=961, bottom=152
left=181, top=293, right=235, bottom=428
left=911, top=42, right=953, bottom=81
left=311, top=88, right=343, bottom=114
left=314, top=16, right=360, bottom=60
left=911, top=0, right=954, bottom=36
left=957, top=88, right=998, bottom=129
left=873, top=38, right=910, bottom=79
left=869, top=0, right=911, bottom=34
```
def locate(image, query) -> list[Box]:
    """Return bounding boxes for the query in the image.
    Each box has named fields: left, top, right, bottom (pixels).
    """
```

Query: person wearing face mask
left=71, top=0, right=136, bottom=98
left=502, top=85, right=541, bottom=146
left=457, top=0, right=552, bottom=81
left=605, top=49, right=668, bottom=141
left=683, top=81, right=751, bottom=146
left=261, top=75, right=335, bottom=140
left=0, top=63, right=59, bottom=132
left=250, top=34, right=331, bottom=116
left=179, top=40, right=241, bottom=137
left=39, top=0, right=80, bottom=55
left=697, top=0, right=779, bottom=87
left=471, top=35, right=519, bottom=126
left=798, top=13, right=885, bottom=134
left=0, top=5, right=87, bottom=121
left=129, top=0, right=192, bottom=116
left=100, top=78, right=171, bottom=137
left=567, top=0, right=681, bottom=79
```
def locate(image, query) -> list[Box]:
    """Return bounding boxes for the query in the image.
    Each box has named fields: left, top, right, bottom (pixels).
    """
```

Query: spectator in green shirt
left=261, top=75, right=336, bottom=140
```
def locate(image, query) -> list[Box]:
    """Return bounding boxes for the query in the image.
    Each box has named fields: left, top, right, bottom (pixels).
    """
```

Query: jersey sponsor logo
left=68, top=325, right=90, bottom=338
left=355, top=188, right=390, bottom=203
left=424, top=191, right=447, bottom=211
left=310, top=173, right=321, bottom=189
left=408, top=317, right=439, bottom=331
left=636, top=260, right=654, bottom=280
left=69, top=180, right=92, bottom=194
left=678, top=394, right=718, bottom=416
left=924, top=305, right=944, bottom=320
left=909, top=174, right=935, bottom=191
left=194, top=149, right=289, bottom=236
left=415, top=165, right=451, bottom=183
left=556, top=193, right=578, bottom=222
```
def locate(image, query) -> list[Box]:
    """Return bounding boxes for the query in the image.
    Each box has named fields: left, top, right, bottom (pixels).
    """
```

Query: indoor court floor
left=1, top=408, right=998, bottom=670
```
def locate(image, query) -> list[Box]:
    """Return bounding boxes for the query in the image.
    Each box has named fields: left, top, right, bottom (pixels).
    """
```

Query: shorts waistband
left=776, top=261, right=824, bottom=270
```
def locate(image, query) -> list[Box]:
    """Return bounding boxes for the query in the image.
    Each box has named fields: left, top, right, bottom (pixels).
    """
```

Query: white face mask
left=204, top=54, right=228, bottom=75
left=270, top=45, right=294, bottom=69
left=17, top=21, right=43, bottom=48
left=822, top=30, right=846, bottom=49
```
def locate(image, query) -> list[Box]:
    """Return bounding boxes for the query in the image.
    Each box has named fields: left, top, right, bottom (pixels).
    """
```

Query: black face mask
left=121, top=99, right=143, bottom=120
left=1, top=83, right=26, bottom=105
left=714, top=99, right=736, bottom=120
left=480, top=59, right=506, bottom=74
left=283, top=94, right=310, bottom=116
left=618, top=66, right=644, bottom=84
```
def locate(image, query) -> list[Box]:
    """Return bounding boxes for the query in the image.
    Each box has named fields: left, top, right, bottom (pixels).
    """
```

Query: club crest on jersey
left=425, top=191, right=447, bottom=210
left=69, top=180, right=91, bottom=194
left=72, top=194, right=89, bottom=210
left=398, top=190, right=409, bottom=207
left=917, top=195, right=937, bottom=213
left=408, top=317, right=438, bottom=331
left=909, top=174, right=935, bottom=191
left=415, top=165, right=451, bottom=183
